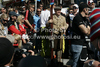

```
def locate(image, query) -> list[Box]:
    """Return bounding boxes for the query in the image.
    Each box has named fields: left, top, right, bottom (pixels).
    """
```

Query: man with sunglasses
left=0, top=7, right=6, bottom=17
left=39, top=4, right=43, bottom=11
left=33, top=8, right=41, bottom=52
left=8, top=11, right=21, bottom=35
left=71, top=3, right=90, bottom=67
left=73, top=4, right=79, bottom=16
left=88, top=0, right=95, bottom=14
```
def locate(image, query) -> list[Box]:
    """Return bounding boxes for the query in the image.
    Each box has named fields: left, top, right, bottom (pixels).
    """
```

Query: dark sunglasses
left=37, top=11, right=41, bottom=12
left=3, top=19, right=8, bottom=22
left=89, top=2, right=94, bottom=5
left=22, top=18, right=25, bottom=20
left=73, top=7, right=78, bottom=9
left=70, top=11, right=73, bottom=12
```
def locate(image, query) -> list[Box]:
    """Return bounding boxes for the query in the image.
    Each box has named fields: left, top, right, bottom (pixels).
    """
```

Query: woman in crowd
left=17, top=15, right=30, bottom=44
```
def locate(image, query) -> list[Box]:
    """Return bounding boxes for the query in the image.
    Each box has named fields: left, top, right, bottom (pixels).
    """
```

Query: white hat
left=88, top=0, right=94, bottom=5
left=73, top=4, right=79, bottom=8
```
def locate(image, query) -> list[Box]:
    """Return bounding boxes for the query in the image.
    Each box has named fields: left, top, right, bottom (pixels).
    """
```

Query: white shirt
left=40, top=10, right=50, bottom=27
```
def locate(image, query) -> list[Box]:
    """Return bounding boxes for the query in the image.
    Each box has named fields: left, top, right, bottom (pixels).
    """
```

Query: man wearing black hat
left=47, top=6, right=68, bottom=62
left=8, top=11, right=21, bottom=35
left=71, top=3, right=90, bottom=67
left=0, top=38, right=14, bottom=67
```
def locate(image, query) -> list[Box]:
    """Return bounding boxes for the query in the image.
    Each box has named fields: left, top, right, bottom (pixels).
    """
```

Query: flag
left=50, top=0, right=54, bottom=5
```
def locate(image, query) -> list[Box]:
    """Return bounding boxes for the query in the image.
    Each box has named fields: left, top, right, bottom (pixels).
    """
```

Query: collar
left=35, top=14, right=39, bottom=17
left=54, top=14, right=61, bottom=19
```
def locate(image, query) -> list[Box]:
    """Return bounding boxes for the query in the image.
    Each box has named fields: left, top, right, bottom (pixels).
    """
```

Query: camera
left=13, top=43, right=33, bottom=67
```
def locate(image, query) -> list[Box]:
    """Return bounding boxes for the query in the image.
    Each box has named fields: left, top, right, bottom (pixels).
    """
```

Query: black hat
left=54, top=6, right=61, bottom=10
left=9, top=11, right=19, bottom=16
left=79, top=3, right=88, bottom=12
left=0, top=38, right=14, bottom=66
left=18, top=56, right=47, bottom=67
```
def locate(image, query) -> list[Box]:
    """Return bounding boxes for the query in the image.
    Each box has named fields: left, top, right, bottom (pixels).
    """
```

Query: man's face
left=55, top=9, right=61, bottom=16
left=83, top=8, right=89, bottom=15
left=37, top=9, right=41, bottom=16
left=53, top=4, right=56, bottom=8
left=2, top=18, right=8, bottom=24
left=11, top=15, right=17, bottom=21
left=23, top=8, right=26, bottom=11
left=69, top=10, right=73, bottom=14
left=30, top=6, right=34, bottom=12
left=88, top=2, right=95, bottom=9
left=73, top=7, right=78, bottom=13
left=40, top=5, right=43, bottom=10
left=1, top=8, right=6, bottom=13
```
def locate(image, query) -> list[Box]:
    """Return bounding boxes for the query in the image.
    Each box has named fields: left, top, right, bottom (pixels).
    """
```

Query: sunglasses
left=37, top=11, right=41, bottom=12
left=70, top=11, right=73, bottom=12
left=89, top=2, right=94, bottom=5
left=22, top=18, right=25, bottom=20
left=73, top=7, right=78, bottom=9
left=3, top=19, right=8, bottom=22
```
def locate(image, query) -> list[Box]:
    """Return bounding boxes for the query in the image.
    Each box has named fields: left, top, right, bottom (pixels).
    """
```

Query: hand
left=31, top=27, right=34, bottom=30
left=28, top=50, right=34, bottom=56
left=48, top=19, right=53, bottom=23
left=84, top=59, right=100, bottom=67
left=22, top=50, right=35, bottom=58
left=61, top=27, right=65, bottom=30
left=34, top=29, right=37, bottom=33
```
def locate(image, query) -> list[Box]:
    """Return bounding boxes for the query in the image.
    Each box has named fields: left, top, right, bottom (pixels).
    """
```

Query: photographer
left=71, top=3, right=90, bottom=67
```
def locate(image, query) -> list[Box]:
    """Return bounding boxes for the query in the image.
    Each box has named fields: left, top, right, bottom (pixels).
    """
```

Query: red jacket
left=8, top=25, right=22, bottom=35
left=19, top=24, right=26, bottom=35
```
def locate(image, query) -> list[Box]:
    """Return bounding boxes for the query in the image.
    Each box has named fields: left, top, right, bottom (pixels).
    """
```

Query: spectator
left=14, top=7, right=20, bottom=15
left=0, top=7, right=6, bottom=17
left=33, top=8, right=41, bottom=32
left=40, top=5, right=51, bottom=57
left=83, top=8, right=100, bottom=67
left=88, top=0, right=95, bottom=13
left=28, top=4, right=35, bottom=16
left=73, top=4, right=79, bottom=16
left=0, top=14, right=9, bottom=36
left=24, top=4, right=34, bottom=32
left=20, top=6, right=26, bottom=15
left=71, top=3, right=90, bottom=67
left=47, top=6, right=69, bottom=62
left=40, top=5, right=50, bottom=28
left=0, top=14, right=16, bottom=44
left=33, top=8, right=41, bottom=52
left=39, top=4, right=43, bottom=11
left=0, top=38, right=14, bottom=67
left=17, top=15, right=30, bottom=44
left=8, top=11, right=21, bottom=35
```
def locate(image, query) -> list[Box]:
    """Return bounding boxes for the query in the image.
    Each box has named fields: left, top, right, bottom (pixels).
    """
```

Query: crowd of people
left=0, top=0, right=100, bottom=67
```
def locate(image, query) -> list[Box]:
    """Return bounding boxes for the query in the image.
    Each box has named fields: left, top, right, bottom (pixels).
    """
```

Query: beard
left=3, top=23, right=8, bottom=26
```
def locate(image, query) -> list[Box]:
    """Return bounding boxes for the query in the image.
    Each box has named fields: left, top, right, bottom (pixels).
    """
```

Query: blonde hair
left=0, top=14, right=8, bottom=30
left=1, top=14, right=8, bottom=19
left=17, top=15, right=24, bottom=25
left=13, top=34, right=22, bottom=49
left=0, top=22, right=4, bottom=30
